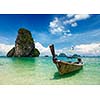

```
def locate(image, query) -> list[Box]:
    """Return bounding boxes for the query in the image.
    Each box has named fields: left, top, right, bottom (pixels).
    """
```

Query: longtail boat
left=49, top=44, right=83, bottom=75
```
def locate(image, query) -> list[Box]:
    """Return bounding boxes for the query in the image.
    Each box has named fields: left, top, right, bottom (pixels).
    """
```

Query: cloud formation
left=74, top=43, right=100, bottom=56
left=35, top=42, right=69, bottom=56
left=64, top=14, right=90, bottom=26
left=49, top=17, right=64, bottom=34
left=54, top=29, right=100, bottom=45
left=36, top=42, right=100, bottom=56
left=35, top=42, right=51, bottom=56
left=0, top=42, right=100, bottom=56
left=0, top=43, right=14, bottom=56
left=49, top=14, right=90, bottom=35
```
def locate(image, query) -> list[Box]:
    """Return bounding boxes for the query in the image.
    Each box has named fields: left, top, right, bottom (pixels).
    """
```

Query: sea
left=0, top=56, right=100, bottom=85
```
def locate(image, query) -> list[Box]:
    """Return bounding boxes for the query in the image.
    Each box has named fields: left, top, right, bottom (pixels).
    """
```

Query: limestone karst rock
left=7, top=28, right=40, bottom=57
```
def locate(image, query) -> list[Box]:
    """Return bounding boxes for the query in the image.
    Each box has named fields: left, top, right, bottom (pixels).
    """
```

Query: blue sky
left=0, top=14, right=100, bottom=56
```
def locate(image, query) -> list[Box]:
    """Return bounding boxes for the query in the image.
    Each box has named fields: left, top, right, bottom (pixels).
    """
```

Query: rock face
left=7, top=28, right=40, bottom=57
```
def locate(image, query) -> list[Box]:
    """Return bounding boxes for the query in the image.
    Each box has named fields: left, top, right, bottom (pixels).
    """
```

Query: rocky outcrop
left=59, top=53, right=67, bottom=57
left=7, top=28, right=40, bottom=57
left=72, top=54, right=81, bottom=58
left=7, top=47, right=15, bottom=57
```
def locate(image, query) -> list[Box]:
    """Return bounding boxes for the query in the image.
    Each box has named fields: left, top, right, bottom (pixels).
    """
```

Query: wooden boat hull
left=55, top=61, right=83, bottom=75
left=49, top=44, right=83, bottom=75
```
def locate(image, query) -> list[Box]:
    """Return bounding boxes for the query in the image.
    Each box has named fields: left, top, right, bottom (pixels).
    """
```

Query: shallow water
left=0, top=56, right=100, bottom=85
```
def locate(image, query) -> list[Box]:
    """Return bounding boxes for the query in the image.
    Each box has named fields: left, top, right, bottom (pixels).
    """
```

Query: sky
left=0, top=14, right=100, bottom=56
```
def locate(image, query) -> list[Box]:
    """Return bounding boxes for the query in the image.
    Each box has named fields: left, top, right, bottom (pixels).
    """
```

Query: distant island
left=58, top=53, right=81, bottom=58
left=71, top=54, right=81, bottom=58
left=44, top=55, right=49, bottom=57
left=58, top=53, right=67, bottom=57
left=7, top=28, right=40, bottom=57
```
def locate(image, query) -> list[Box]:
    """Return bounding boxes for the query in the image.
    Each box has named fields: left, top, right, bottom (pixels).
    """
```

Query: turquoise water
left=0, top=56, right=100, bottom=85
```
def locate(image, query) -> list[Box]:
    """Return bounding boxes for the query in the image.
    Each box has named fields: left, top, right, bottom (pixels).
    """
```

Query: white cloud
left=49, top=17, right=64, bottom=34
left=49, top=17, right=59, bottom=28
left=67, top=33, right=72, bottom=36
left=35, top=42, right=69, bottom=56
left=55, top=28, right=100, bottom=44
left=50, top=26, right=64, bottom=34
left=74, top=43, right=100, bottom=56
left=0, top=42, right=66, bottom=56
left=49, top=14, right=90, bottom=35
left=71, top=22, right=77, bottom=27
left=35, top=42, right=51, bottom=56
left=70, top=14, right=90, bottom=23
left=0, top=42, right=51, bottom=56
left=1, top=42, right=98, bottom=56
left=64, top=14, right=90, bottom=27
left=49, top=42, right=100, bottom=56
left=1, top=42, right=100, bottom=57
left=74, top=14, right=90, bottom=21
left=64, top=29, right=70, bottom=33
left=56, top=48, right=69, bottom=55
left=67, top=30, right=70, bottom=33
left=67, top=14, right=74, bottom=18
left=0, top=43, right=14, bottom=56
left=54, top=43, right=100, bottom=56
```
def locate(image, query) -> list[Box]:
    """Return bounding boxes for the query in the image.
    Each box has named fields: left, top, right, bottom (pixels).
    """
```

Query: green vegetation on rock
left=29, top=48, right=40, bottom=57
left=59, top=53, right=67, bottom=57
left=7, top=28, right=40, bottom=57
